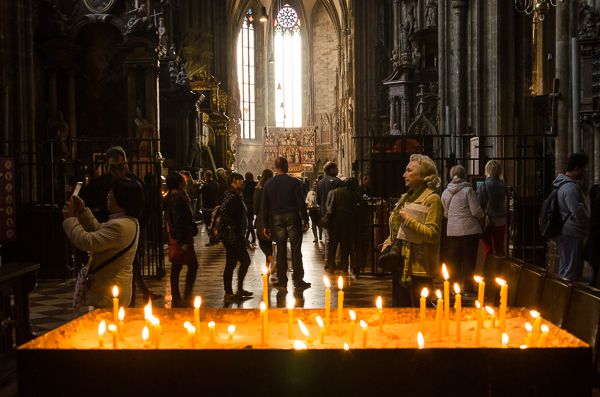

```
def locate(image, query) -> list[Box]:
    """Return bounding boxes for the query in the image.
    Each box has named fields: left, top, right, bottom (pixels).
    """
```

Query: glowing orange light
left=294, top=340, right=307, bottom=350
left=525, top=322, right=533, bottom=333
left=376, top=296, right=382, bottom=310
left=502, top=333, right=509, bottom=346
left=454, top=283, right=461, bottom=294
left=349, top=310, right=356, bottom=321
left=541, top=324, right=549, bottom=333
left=421, top=288, right=429, bottom=299
left=316, top=316, right=325, bottom=329
left=530, top=310, right=540, bottom=319
left=142, top=326, right=149, bottom=342
left=442, top=264, right=449, bottom=281
left=344, top=343, right=350, bottom=350
left=118, top=307, right=125, bottom=322
left=298, top=319, right=310, bottom=337
left=112, top=286, right=119, bottom=298
left=98, top=320, right=106, bottom=337
left=323, top=276, right=331, bottom=288
left=417, top=332, right=425, bottom=349
left=338, top=276, right=344, bottom=290
left=194, top=296, right=201, bottom=309
left=436, top=290, right=442, bottom=299
left=474, top=276, right=484, bottom=284
left=495, top=278, right=507, bottom=286
left=485, top=306, right=495, bottom=316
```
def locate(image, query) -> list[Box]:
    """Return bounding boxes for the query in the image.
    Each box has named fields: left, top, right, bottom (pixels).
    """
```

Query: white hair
left=410, top=154, right=441, bottom=189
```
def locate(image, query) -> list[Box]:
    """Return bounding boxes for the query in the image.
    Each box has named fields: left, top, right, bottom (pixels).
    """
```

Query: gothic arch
left=311, top=0, right=342, bottom=44
left=68, top=14, right=125, bottom=42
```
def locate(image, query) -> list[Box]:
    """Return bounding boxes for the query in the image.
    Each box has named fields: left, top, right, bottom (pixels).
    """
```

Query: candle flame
left=228, top=325, right=235, bottom=334
left=153, top=318, right=160, bottom=326
left=287, top=297, right=296, bottom=309
left=108, top=324, right=117, bottom=332
left=316, top=316, right=325, bottom=329
left=112, top=285, right=119, bottom=298
left=442, top=264, right=449, bottom=281
left=344, top=343, right=350, bottom=350
left=188, top=326, right=196, bottom=333
left=208, top=321, right=215, bottom=328
left=474, top=275, right=484, bottom=283
left=118, top=307, right=124, bottom=322
left=294, top=340, right=307, bottom=350
left=417, top=332, right=424, bottom=349
left=142, top=326, right=149, bottom=342
left=421, top=288, right=429, bottom=298
left=541, top=324, right=549, bottom=333
left=360, top=320, right=367, bottom=329
left=520, top=345, right=528, bottom=349
left=495, top=278, right=507, bottom=286
left=323, top=276, right=331, bottom=288
left=502, top=333, right=509, bottom=346
left=98, top=320, right=106, bottom=337
left=475, top=301, right=481, bottom=309
left=485, top=306, right=495, bottom=315
left=436, top=289, right=442, bottom=299
left=262, top=265, right=269, bottom=275
left=184, top=321, right=191, bottom=329
left=260, top=302, right=266, bottom=311
left=144, top=302, right=152, bottom=320
left=376, top=296, right=382, bottom=310
left=338, top=276, right=344, bottom=290
left=349, top=310, right=356, bottom=321
left=525, top=322, right=532, bottom=333
left=530, top=310, right=540, bottom=319
left=454, top=283, right=461, bottom=294
left=194, top=296, right=201, bottom=309
left=298, top=319, right=310, bottom=337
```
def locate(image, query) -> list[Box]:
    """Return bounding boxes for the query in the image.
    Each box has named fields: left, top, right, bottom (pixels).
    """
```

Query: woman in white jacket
left=441, top=165, right=483, bottom=295
left=63, top=178, right=144, bottom=308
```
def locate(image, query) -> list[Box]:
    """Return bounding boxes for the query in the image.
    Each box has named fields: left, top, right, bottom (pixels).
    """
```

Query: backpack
left=538, top=183, right=572, bottom=239
left=207, top=206, right=223, bottom=242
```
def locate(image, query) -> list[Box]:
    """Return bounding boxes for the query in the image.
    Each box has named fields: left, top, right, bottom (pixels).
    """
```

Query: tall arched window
left=274, top=4, right=302, bottom=128
left=237, top=9, right=255, bottom=139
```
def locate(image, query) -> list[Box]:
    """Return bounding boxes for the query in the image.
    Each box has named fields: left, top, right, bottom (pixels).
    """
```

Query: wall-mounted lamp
left=259, top=6, right=268, bottom=22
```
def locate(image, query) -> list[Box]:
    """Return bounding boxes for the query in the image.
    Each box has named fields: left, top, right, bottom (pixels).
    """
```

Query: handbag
left=378, top=239, right=404, bottom=272
left=479, top=181, right=496, bottom=239
left=72, top=225, right=138, bottom=311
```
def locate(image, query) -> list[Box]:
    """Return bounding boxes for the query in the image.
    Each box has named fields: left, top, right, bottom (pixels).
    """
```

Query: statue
left=579, top=5, right=600, bottom=39
left=176, top=65, right=191, bottom=90
left=412, top=45, right=421, bottom=70
left=47, top=5, right=69, bottom=37
left=425, top=0, right=438, bottom=28
left=169, top=43, right=177, bottom=57
left=48, top=111, right=70, bottom=158
left=158, top=17, right=168, bottom=48
left=390, top=123, right=401, bottom=136
left=390, top=50, right=399, bottom=70
left=168, top=61, right=178, bottom=83
left=134, top=107, right=155, bottom=156
left=400, top=6, right=415, bottom=53
left=125, top=4, right=154, bottom=37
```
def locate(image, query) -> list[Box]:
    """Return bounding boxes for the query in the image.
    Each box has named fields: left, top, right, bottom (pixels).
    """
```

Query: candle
left=187, top=325, right=196, bottom=349
left=417, top=332, right=425, bottom=349
left=112, top=286, right=119, bottom=323
left=360, top=320, right=368, bottom=348
left=474, top=276, right=485, bottom=308
left=338, top=277, right=344, bottom=336
left=475, top=301, right=482, bottom=345
left=142, top=326, right=151, bottom=349
left=436, top=290, right=443, bottom=342
left=228, top=325, right=235, bottom=341
left=144, top=302, right=153, bottom=342
left=208, top=322, right=216, bottom=343
left=454, top=283, right=461, bottom=342
left=194, top=296, right=201, bottom=343
left=496, top=278, right=508, bottom=334
left=531, top=310, right=542, bottom=344
left=502, top=333, right=509, bottom=348
left=98, top=320, right=106, bottom=348
left=376, top=296, right=383, bottom=333
left=344, top=343, right=350, bottom=350
left=298, top=319, right=314, bottom=343
left=525, top=322, right=533, bottom=346
left=262, top=266, right=269, bottom=335
left=153, top=318, right=161, bottom=349
left=420, top=288, right=429, bottom=334
left=537, top=324, right=549, bottom=347
left=520, top=345, right=529, bottom=349
left=316, top=316, right=325, bottom=344
left=485, top=306, right=496, bottom=329
left=118, top=307, right=125, bottom=342
left=442, top=264, right=450, bottom=336
left=287, top=297, right=295, bottom=339
left=108, top=324, right=118, bottom=349
left=294, top=340, right=307, bottom=350
left=349, top=310, right=356, bottom=344
left=260, top=302, right=266, bottom=346
left=324, top=276, right=331, bottom=335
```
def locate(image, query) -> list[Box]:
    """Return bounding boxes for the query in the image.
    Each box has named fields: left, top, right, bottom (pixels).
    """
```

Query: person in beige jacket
left=63, top=178, right=143, bottom=308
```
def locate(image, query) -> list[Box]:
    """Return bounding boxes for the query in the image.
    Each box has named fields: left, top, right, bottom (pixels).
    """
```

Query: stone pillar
left=145, top=67, right=157, bottom=136
left=393, top=0, right=401, bottom=56
left=593, top=126, right=599, bottom=184
left=400, top=95, right=407, bottom=133
left=126, top=67, right=137, bottom=138
left=390, top=96, right=396, bottom=131
left=452, top=0, right=468, bottom=159
left=48, top=68, right=58, bottom=118
left=67, top=68, right=77, bottom=140
left=438, top=0, right=446, bottom=135
left=555, top=0, right=570, bottom=175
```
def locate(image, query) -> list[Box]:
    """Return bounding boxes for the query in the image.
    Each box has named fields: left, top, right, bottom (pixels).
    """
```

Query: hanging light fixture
left=514, top=0, right=556, bottom=21
left=277, top=83, right=282, bottom=90
left=259, top=6, right=268, bottom=22
left=280, top=102, right=285, bottom=108
left=269, top=52, right=276, bottom=64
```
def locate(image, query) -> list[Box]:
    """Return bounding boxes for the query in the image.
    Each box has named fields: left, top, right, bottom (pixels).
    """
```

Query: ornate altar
left=263, top=127, right=316, bottom=174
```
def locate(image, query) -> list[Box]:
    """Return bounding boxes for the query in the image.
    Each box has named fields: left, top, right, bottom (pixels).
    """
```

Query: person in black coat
left=243, top=172, right=258, bottom=246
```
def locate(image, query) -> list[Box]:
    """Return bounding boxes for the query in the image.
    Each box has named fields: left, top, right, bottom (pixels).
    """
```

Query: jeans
left=258, top=238, right=273, bottom=262
left=170, top=258, right=198, bottom=301
left=223, top=241, right=251, bottom=294
left=449, top=234, right=480, bottom=293
left=327, top=214, right=353, bottom=272
left=273, top=212, right=304, bottom=283
left=556, top=233, right=586, bottom=281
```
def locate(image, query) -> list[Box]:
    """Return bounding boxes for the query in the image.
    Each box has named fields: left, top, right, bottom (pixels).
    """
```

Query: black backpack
left=207, top=206, right=223, bottom=242
left=538, top=183, right=572, bottom=239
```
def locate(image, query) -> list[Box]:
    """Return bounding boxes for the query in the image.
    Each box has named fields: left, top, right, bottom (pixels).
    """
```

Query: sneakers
left=237, top=289, right=253, bottom=297
left=294, top=280, right=312, bottom=290
left=272, top=282, right=287, bottom=291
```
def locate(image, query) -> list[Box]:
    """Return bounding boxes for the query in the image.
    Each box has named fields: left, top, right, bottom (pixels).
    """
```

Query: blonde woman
left=476, top=160, right=507, bottom=261
left=383, top=154, right=443, bottom=307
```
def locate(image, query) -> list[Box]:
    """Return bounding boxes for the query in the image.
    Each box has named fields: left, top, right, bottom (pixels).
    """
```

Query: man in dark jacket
left=198, top=170, right=219, bottom=246
left=325, top=177, right=358, bottom=274
left=216, top=168, right=228, bottom=205
left=316, top=161, right=344, bottom=269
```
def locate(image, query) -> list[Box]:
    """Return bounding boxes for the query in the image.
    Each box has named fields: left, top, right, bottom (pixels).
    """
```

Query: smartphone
left=71, top=182, right=83, bottom=198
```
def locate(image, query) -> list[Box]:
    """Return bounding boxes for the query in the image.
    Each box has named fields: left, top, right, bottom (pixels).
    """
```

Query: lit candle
left=418, top=332, right=425, bottom=349
left=260, top=302, right=266, bottom=346
left=474, top=275, right=485, bottom=308
left=496, top=278, right=508, bottom=335
left=194, top=296, right=201, bottom=343
left=485, top=306, right=496, bottom=329
left=454, top=283, right=461, bottom=342
left=502, top=333, right=509, bottom=348
left=112, top=286, right=119, bottom=323
left=187, top=325, right=196, bottom=349
left=287, top=297, right=295, bottom=339
left=344, top=343, right=350, bottom=351
left=360, top=320, right=368, bottom=348
left=531, top=310, right=542, bottom=344
left=294, top=340, right=307, bottom=350
left=98, top=320, right=106, bottom=348
left=228, top=325, right=235, bottom=341
left=108, top=324, right=118, bottom=349
left=142, top=326, right=151, bottom=349
left=420, top=288, right=429, bottom=334
left=118, top=307, right=125, bottom=341
left=475, top=301, right=482, bottom=345
left=338, top=277, right=344, bottom=336
left=349, top=310, right=356, bottom=344
left=537, top=324, right=549, bottom=347
left=316, top=316, right=325, bottom=344
left=298, top=319, right=314, bottom=344
left=376, top=296, right=383, bottom=333
left=524, top=322, right=533, bottom=346
left=262, top=266, right=269, bottom=335
left=153, top=318, right=161, bottom=349
left=436, top=290, right=443, bottom=342
left=208, top=322, right=216, bottom=343
left=144, top=302, right=153, bottom=342
left=324, top=276, right=331, bottom=335
left=442, top=264, right=450, bottom=336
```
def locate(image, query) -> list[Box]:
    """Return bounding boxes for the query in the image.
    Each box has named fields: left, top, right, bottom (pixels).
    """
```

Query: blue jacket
left=316, top=174, right=344, bottom=216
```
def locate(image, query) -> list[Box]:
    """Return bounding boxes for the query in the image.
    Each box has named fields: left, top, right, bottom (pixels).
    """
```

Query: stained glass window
left=237, top=9, right=255, bottom=139
left=274, top=4, right=301, bottom=128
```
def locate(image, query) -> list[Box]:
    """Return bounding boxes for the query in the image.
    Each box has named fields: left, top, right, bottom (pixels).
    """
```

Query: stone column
left=593, top=125, right=599, bottom=184
left=555, top=0, right=570, bottom=175
left=393, top=0, right=401, bottom=56
left=390, top=96, right=396, bottom=131
left=67, top=68, right=77, bottom=140
left=145, top=67, right=157, bottom=137
left=48, top=68, right=58, bottom=118
left=438, top=0, right=446, bottom=135
left=126, top=66, right=136, bottom=138
left=452, top=0, right=468, bottom=159
left=400, top=95, right=407, bottom=133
